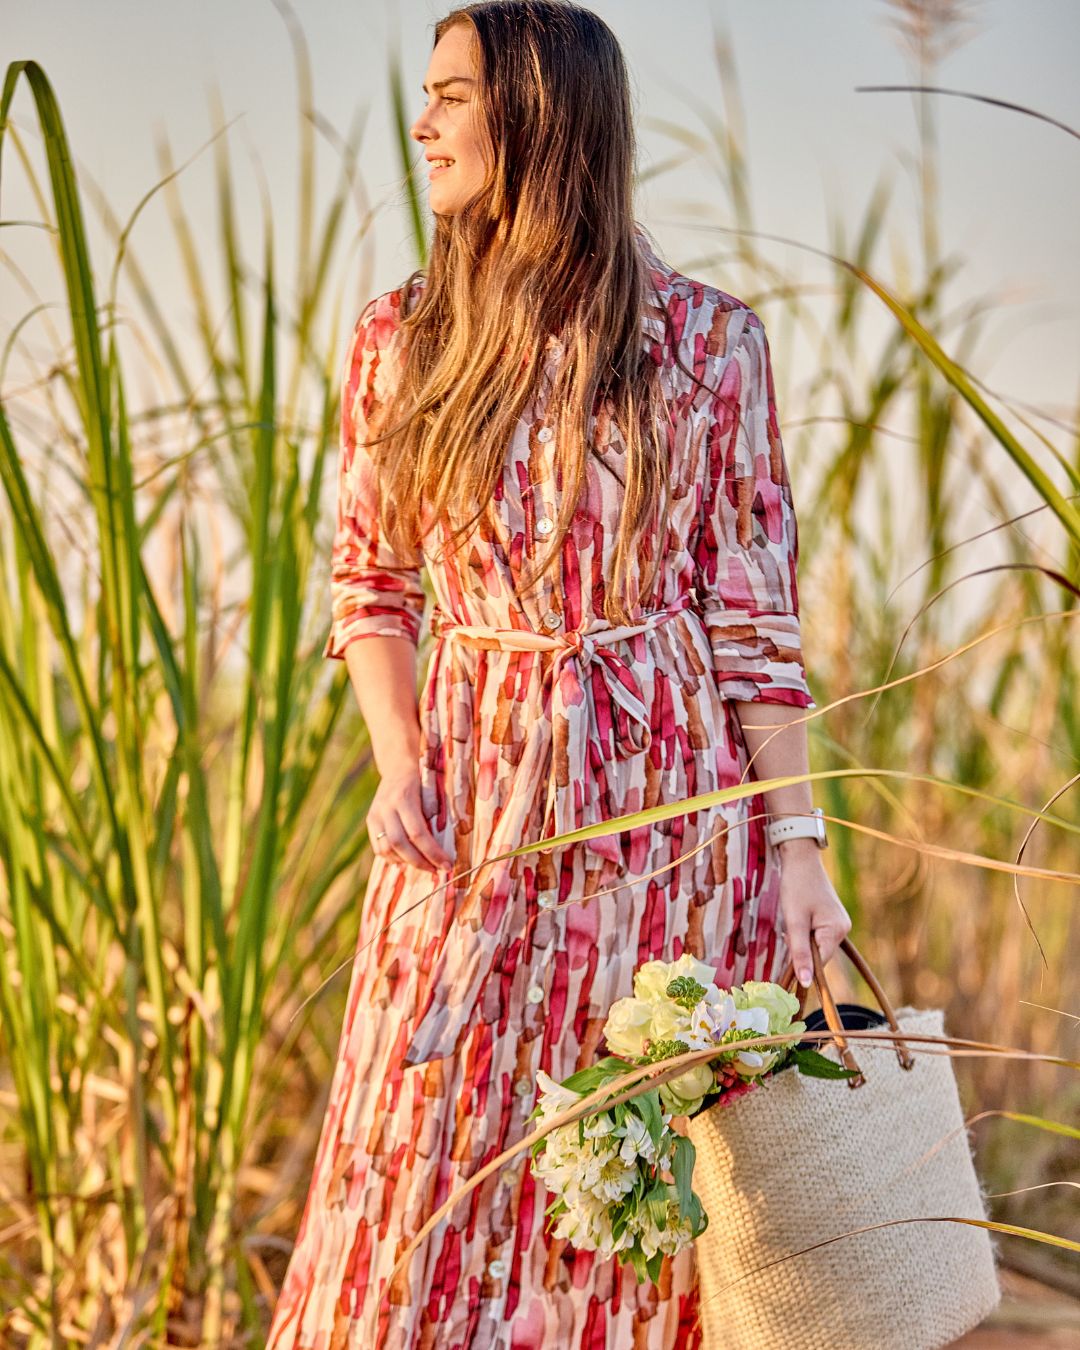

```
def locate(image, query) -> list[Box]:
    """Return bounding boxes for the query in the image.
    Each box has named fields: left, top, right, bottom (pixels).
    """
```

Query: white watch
left=766, top=808, right=828, bottom=849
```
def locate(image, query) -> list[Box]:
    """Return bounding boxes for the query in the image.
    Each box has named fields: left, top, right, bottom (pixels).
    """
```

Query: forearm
left=343, top=635, right=421, bottom=776
left=731, top=700, right=819, bottom=857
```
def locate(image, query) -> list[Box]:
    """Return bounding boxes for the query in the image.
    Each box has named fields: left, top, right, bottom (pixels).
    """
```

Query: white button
left=487, top=1258, right=507, bottom=1278
left=513, top=1075, right=533, bottom=1097
left=537, top=426, right=554, bottom=443
left=500, top=1164, right=523, bottom=1189
left=538, top=891, right=557, bottom=909
left=526, top=984, right=544, bottom=1004
left=541, top=611, right=561, bottom=631
left=536, top=517, right=554, bottom=536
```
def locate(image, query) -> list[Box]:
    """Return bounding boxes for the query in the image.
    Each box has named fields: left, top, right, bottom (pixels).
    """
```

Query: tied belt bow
left=429, top=591, right=695, bottom=864
left=400, top=591, right=698, bottom=1067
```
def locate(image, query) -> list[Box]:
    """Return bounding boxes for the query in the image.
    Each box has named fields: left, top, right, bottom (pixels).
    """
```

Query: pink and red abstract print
left=267, top=227, right=815, bottom=1348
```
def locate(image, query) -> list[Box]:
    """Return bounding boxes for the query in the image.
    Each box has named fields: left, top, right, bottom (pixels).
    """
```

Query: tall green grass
left=0, top=5, right=1077, bottom=1344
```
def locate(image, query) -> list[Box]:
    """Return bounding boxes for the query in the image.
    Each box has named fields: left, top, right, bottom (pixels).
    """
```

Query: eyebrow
left=421, top=76, right=475, bottom=94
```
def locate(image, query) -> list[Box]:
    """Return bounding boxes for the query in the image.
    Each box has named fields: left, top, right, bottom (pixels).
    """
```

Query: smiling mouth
left=428, top=159, right=455, bottom=176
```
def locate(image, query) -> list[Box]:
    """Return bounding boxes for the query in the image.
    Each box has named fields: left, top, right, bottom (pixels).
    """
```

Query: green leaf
left=790, top=1047, right=864, bottom=1080
left=670, top=1134, right=697, bottom=1213
left=635, top=1087, right=664, bottom=1150
left=987, top=1110, right=1080, bottom=1142
left=646, top=1180, right=669, bottom=1230
left=685, top=1190, right=708, bottom=1236
left=556, top=1067, right=601, bottom=1095
left=561, top=1056, right=632, bottom=1094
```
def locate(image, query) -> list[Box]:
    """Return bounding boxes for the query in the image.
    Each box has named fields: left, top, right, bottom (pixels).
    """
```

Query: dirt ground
left=950, top=1266, right=1080, bottom=1348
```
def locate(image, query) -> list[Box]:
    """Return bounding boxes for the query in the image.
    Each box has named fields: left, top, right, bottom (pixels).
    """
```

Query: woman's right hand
left=367, top=767, right=455, bottom=874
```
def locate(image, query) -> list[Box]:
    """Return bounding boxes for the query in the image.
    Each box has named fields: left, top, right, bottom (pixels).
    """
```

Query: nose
left=409, top=105, right=435, bottom=145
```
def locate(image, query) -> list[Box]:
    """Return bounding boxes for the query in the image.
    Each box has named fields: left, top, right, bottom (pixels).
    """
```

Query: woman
left=267, top=2, right=851, bottom=1346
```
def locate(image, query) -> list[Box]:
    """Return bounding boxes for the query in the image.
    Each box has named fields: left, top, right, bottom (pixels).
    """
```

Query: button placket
left=526, top=420, right=558, bottom=561
left=523, top=936, right=549, bottom=1005
left=499, top=1161, right=524, bottom=1190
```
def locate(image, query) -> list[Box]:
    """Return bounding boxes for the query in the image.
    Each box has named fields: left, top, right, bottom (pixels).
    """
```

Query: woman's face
left=409, top=24, right=491, bottom=216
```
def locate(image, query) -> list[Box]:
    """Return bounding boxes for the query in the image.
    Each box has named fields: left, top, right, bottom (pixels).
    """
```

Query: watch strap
left=766, top=808, right=828, bottom=849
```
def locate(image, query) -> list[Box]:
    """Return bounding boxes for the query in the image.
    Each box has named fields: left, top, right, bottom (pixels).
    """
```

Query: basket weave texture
left=685, top=1007, right=1002, bottom=1349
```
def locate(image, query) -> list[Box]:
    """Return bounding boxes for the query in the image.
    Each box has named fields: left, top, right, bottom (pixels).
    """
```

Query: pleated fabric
left=267, top=225, right=816, bottom=1349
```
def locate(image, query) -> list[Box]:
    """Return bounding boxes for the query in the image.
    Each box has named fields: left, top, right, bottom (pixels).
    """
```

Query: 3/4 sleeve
left=322, top=297, right=427, bottom=660
left=691, top=309, right=816, bottom=707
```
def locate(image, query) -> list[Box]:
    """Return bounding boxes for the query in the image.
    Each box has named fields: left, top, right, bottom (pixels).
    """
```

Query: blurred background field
left=0, top=0, right=1078, bottom=1343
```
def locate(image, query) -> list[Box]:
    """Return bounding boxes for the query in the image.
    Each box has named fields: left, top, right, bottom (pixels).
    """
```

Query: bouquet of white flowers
left=528, top=952, right=857, bottom=1284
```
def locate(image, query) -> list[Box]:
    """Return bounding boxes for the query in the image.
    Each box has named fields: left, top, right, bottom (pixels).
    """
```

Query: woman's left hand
left=776, top=841, right=853, bottom=985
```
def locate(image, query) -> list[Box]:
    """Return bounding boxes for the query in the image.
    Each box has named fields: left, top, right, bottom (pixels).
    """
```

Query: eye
left=442, top=96, right=463, bottom=105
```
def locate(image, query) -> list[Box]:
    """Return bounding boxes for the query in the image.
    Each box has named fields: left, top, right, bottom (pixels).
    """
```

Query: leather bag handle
left=776, top=936, right=917, bottom=1088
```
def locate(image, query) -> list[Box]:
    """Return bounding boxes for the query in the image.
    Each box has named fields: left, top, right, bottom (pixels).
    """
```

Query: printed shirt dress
left=266, top=228, right=816, bottom=1349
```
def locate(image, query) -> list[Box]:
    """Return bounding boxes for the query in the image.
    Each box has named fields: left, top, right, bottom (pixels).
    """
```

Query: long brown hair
left=370, top=0, right=675, bottom=626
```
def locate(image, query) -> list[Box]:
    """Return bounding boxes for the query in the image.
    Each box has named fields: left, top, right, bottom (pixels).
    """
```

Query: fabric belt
left=400, top=590, right=699, bottom=1067
left=428, top=590, right=696, bottom=865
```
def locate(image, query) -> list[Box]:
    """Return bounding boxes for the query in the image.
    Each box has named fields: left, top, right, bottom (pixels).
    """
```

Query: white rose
left=633, top=959, right=678, bottom=1005
left=602, top=996, right=655, bottom=1057
left=664, top=952, right=721, bottom=990
left=732, top=980, right=802, bottom=1034
left=634, top=953, right=717, bottom=1004
left=649, top=998, right=690, bottom=1043
left=658, top=1061, right=715, bottom=1115
left=668, top=1062, right=715, bottom=1101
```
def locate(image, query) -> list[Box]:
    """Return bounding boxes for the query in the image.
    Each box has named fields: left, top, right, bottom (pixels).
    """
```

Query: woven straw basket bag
left=685, top=937, right=1002, bottom=1349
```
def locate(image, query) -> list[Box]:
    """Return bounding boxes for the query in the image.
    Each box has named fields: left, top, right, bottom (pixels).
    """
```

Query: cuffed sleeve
left=692, top=310, right=816, bottom=707
left=322, top=296, right=427, bottom=660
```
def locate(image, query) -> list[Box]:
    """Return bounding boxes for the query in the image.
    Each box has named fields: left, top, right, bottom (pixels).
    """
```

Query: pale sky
left=3, top=1, right=1079, bottom=482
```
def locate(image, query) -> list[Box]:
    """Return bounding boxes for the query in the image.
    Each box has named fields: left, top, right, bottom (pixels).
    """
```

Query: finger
left=368, top=817, right=391, bottom=859
left=785, top=925, right=815, bottom=988
left=407, top=820, right=453, bottom=874
left=398, top=805, right=454, bottom=873
left=369, top=816, right=412, bottom=865
left=811, top=928, right=838, bottom=968
left=378, top=818, right=434, bottom=872
left=811, top=924, right=847, bottom=968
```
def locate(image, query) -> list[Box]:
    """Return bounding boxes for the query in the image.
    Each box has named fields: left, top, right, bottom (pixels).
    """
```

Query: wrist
left=776, top=835, right=822, bottom=859
left=374, top=727, right=421, bottom=777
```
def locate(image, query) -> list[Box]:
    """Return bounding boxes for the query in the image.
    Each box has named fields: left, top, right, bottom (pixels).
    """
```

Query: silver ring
left=375, top=830, right=388, bottom=840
